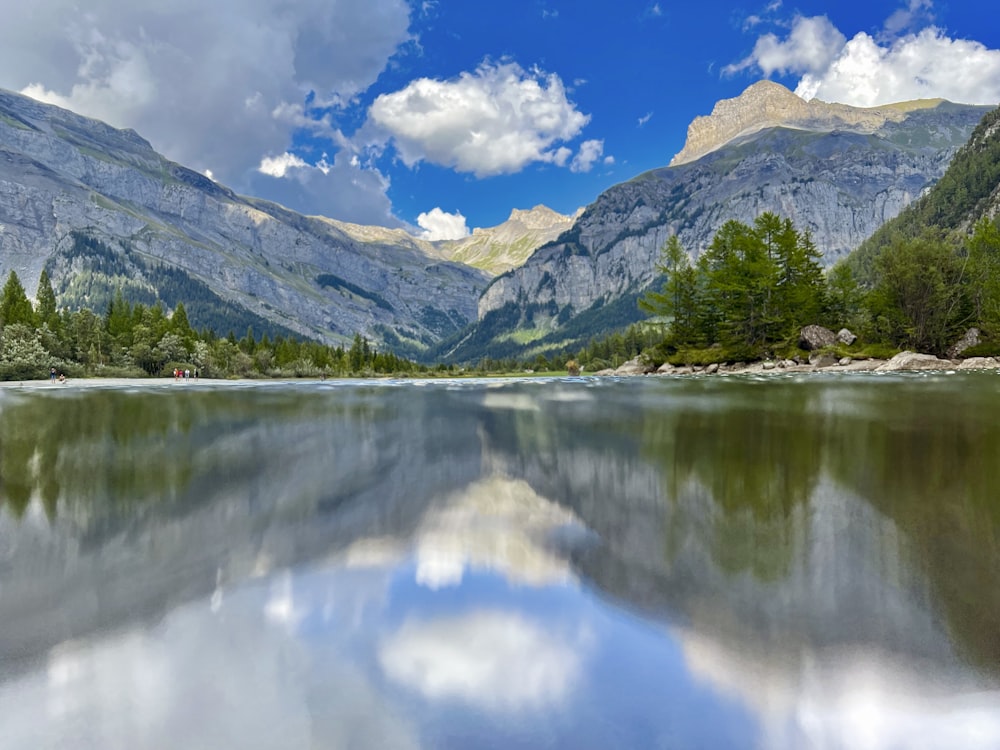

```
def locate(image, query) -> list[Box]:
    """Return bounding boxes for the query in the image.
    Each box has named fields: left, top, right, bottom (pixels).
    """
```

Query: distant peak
left=507, top=204, right=562, bottom=225
left=504, top=205, right=577, bottom=230
left=670, top=80, right=947, bottom=166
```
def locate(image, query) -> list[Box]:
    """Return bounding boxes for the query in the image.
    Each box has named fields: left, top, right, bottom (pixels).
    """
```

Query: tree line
left=0, top=269, right=422, bottom=380
left=636, top=211, right=1000, bottom=362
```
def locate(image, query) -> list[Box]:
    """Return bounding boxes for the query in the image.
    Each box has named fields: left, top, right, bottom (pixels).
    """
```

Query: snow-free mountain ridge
left=458, top=86, right=992, bottom=362
left=1, top=82, right=994, bottom=362
left=671, top=80, right=948, bottom=166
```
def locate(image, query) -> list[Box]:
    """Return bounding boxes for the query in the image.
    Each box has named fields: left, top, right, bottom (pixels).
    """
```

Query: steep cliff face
left=0, top=88, right=488, bottom=350
left=470, top=87, right=991, bottom=358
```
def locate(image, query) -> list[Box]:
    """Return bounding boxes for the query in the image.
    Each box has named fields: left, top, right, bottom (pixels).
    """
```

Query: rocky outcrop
left=670, top=81, right=945, bottom=166
left=875, top=351, right=953, bottom=371
left=800, top=325, right=837, bottom=350
left=947, top=327, right=981, bottom=358
left=613, top=356, right=655, bottom=375
left=837, top=329, right=858, bottom=346
left=958, top=356, right=999, bottom=369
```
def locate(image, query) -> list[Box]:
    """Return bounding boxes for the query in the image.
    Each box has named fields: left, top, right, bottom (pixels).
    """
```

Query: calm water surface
left=0, top=374, right=998, bottom=749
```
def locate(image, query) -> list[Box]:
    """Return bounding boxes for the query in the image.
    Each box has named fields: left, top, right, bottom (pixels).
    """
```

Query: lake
left=0, top=373, right=998, bottom=749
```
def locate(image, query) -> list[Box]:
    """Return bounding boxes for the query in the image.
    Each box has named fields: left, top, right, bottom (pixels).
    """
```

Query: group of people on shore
left=173, top=368, right=198, bottom=380
left=49, top=367, right=65, bottom=383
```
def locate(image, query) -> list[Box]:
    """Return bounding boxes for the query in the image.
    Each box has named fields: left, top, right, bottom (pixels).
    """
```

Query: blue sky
left=1, top=1, right=999, bottom=239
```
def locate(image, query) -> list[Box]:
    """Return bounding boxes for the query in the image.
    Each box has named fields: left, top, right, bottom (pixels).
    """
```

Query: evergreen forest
left=0, top=268, right=421, bottom=380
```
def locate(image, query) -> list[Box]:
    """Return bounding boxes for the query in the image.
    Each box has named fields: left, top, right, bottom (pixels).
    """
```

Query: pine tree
left=35, top=269, right=59, bottom=328
left=639, top=235, right=703, bottom=345
left=0, top=271, right=36, bottom=327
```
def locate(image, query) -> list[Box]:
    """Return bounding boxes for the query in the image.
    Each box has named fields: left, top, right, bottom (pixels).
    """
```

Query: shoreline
left=1, top=353, right=999, bottom=391
left=595, top=351, right=1000, bottom=377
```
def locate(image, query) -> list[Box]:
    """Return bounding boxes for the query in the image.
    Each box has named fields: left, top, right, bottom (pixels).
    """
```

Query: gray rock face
left=474, top=88, right=990, bottom=356
left=837, top=328, right=858, bottom=346
left=947, top=327, right=981, bottom=358
left=800, top=325, right=837, bottom=351
left=0, top=88, right=488, bottom=349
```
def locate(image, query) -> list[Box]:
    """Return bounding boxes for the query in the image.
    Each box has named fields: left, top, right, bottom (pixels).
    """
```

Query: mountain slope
left=449, top=83, right=990, bottom=362
left=847, top=106, right=1000, bottom=283
left=0, top=88, right=488, bottom=352
left=435, top=205, right=582, bottom=275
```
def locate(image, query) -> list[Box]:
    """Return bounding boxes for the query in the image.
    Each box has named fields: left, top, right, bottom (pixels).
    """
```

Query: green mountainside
left=447, top=91, right=990, bottom=363
left=847, top=107, right=1000, bottom=284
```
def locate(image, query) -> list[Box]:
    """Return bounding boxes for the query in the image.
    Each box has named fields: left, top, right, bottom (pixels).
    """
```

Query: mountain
left=450, top=82, right=991, bottom=362
left=847, top=105, right=1000, bottom=283
left=435, top=205, right=582, bottom=275
left=670, top=79, right=951, bottom=166
left=0, top=87, right=489, bottom=352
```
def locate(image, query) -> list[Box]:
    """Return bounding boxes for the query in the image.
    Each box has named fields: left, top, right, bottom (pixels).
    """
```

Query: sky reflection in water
left=0, top=376, right=998, bottom=749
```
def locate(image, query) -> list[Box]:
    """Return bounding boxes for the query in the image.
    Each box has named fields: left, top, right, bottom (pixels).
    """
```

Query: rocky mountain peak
left=670, top=80, right=946, bottom=166
left=436, top=205, right=580, bottom=275
left=506, top=204, right=570, bottom=229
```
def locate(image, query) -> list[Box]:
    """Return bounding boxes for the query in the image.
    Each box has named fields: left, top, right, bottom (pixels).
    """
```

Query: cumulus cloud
left=570, top=139, right=605, bottom=173
left=728, top=10, right=1000, bottom=107
left=416, top=208, right=471, bottom=241
left=247, top=151, right=402, bottom=228
left=0, top=0, right=411, bottom=222
left=258, top=153, right=309, bottom=179
left=368, top=61, right=590, bottom=177
left=724, top=15, right=846, bottom=77
left=796, top=28, right=1000, bottom=107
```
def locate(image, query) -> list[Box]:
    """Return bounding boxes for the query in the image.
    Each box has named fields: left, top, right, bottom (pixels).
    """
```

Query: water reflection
left=0, top=376, right=998, bottom=749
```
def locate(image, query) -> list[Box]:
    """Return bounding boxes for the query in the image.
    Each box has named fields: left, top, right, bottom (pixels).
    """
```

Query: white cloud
left=570, top=139, right=604, bottom=173
left=416, top=208, right=470, bottom=241
left=725, top=15, right=846, bottom=77
left=0, top=0, right=411, bottom=223
left=368, top=61, right=590, bottom=177
left=638, top=112, right=653, bottom=127
left=728, top=11, right=1000, bottom=108
left=258, top=152, right=308, bottom=178
left=378, top=611, right=585, bottom=712
left=796, top=28, right=1000, bottom=107
left=248, top=151, right=402, bottom=227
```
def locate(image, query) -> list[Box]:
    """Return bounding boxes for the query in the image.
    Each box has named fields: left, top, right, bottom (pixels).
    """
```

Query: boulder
left=838, top=357, right=852, bottom=366
left=875, top=351, right=951, bottom=372
left=799, top=325, right=837, bottom=351
left=809, top=353, right=839, bottom=368
left=762, top=361, right=776, bottom=370
left=705, top=363, right=720, bottom=374
left=656, top=362, right=675, bottom=374
left=947, top=328, right=981, bottom=359
left=614, top=356, right=655, bottom=375
left=837, top=328, right=857, bottom=346
left=957, top=356, right=999, bottom=370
